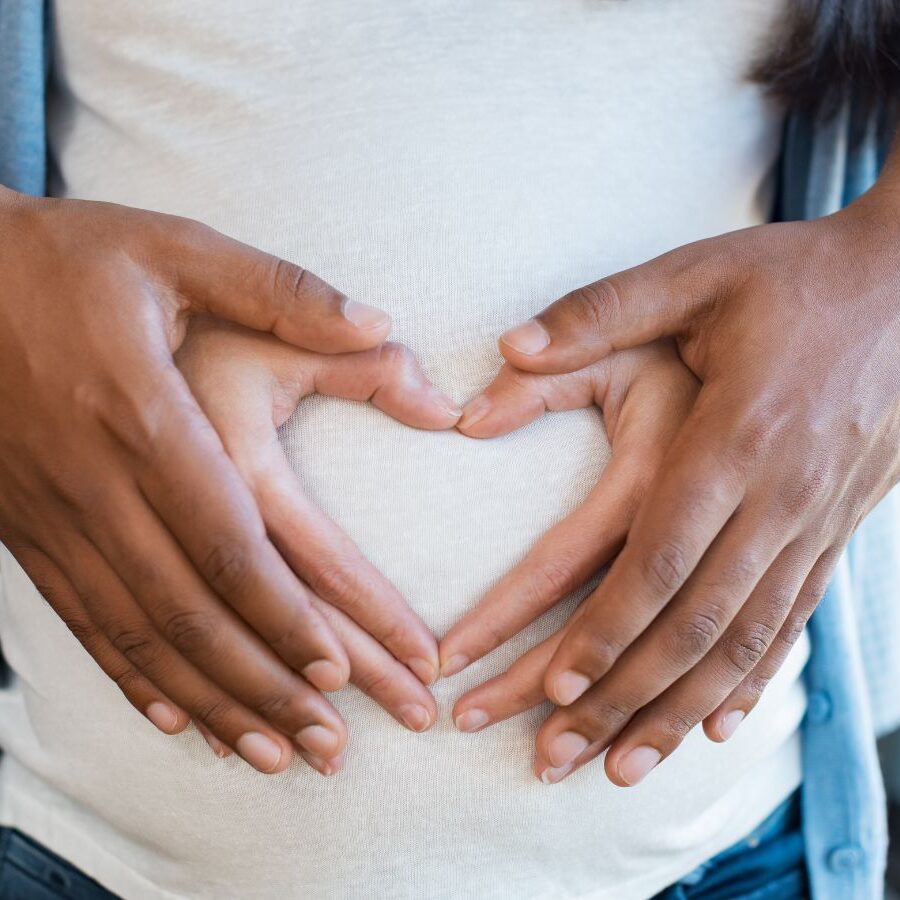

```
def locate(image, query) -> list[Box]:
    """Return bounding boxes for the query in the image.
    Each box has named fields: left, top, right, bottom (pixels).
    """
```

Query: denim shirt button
left=827, top=844, right=864, bottom=872
left=807, top=690, right=833, bottom=724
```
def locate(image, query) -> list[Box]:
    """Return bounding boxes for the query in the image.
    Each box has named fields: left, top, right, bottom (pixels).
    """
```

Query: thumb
left=311, top=343, right=462, bottom=430
left=166, top=217, right=392, bottom=353
left=498, top=240, right=725, bottom=374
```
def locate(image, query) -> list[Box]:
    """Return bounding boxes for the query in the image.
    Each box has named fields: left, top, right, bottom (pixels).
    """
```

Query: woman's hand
left=0, top=186, right=437, bottom=773
left=439, top=342, right=698, bottom=779
left=176, top=319, right=458, bottom=773
left=472, top=164, right=900, bottom=786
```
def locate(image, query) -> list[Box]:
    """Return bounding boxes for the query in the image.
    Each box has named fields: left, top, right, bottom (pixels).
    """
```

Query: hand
left=439, top=342, right=697, bottom=779
left=478, top=167, right=900, bottom=785
left=0, top=186, right=431, bottom=774
left=176, top=319, right=457, bottom=773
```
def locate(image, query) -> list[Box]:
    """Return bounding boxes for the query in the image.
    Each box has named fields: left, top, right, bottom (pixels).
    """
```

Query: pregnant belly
left=282, top=395, right=610, bottom=638
left=0, top=394, right=808, bottom=900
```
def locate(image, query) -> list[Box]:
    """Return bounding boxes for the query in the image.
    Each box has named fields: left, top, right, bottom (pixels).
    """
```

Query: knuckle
left=740, top=672, right=772, bottom=707
left=272, top=258, right=308, bottom=307
left=721, top=622, right=776, bottom=674
left=565, top=624, right=624, bottom=679
left=378, top=341, right=416, bottom=374
left=582, top=631, right=623, bottom=676
left=641, top=541, right=691, bottom=596
left=660, top=707, right=699, bottom=742
left=107, top=624, right=163, bottom=672
left=717, top=551, right=762, bottom=588
left=779, top=609, right=812, bottom=650
left=171, top=214, right=214, bottom=246
left=568, top=280, right=622, bottom=336
left=161, top=609, right=221, bottom=658
left=308, top=563, right=360, bottom=609
left=777, top=463, right=829, bottom=518
left=65, top=616, right=99, bottom=650
left=193, top=696, right=233, bottom=730
left=671, top=606, right=724, bottom=660
left=530, top=559, right=578, bottom=603
left=353, top=665, right=394, bottom=698
left=253, top=690, right=295, bottom=724
left=732, top=413, right=772, bottom=466
left=766, top=585, right=798, bottom=621
left=267, top=605, right=313, bottom=658
left=576, top=694, right=633, bottom=738
left=112, top=666, right=143, bottom=698
left=201, top=540, right=252, bottom=597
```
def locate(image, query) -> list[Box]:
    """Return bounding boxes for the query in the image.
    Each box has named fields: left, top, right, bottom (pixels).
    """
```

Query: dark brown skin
left=443, top=144, right=900, bottom=786
left=0, top=186, right=457, bottom=774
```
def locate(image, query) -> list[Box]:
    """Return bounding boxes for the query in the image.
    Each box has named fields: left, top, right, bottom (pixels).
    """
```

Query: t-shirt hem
left=0, top=761, right=802, bottom=900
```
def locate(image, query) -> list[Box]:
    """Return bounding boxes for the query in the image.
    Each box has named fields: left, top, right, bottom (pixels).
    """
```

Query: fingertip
left=455, top=395, right=494, bottom=437
left=145, top=701, right=186, bottom=735
left=303, top=658, right=350, bottom=692
left=603, top=752, right=629, bottom=787
left=398, top=703, right=435, bottom=733
left=546, top=670, right=592, bottom=707
left=236, top=731, right=293, bottom=774
left=341, top=300, right=392, bottom=341
left=707, top=708, right=745, bottom=742
left=610, top=744, right=661, bottom=787
left=407, top=655, right=440, bottom=686
left=301, top=751, right=344, bottom=777
left=439, top=652, right=470, bottom=679
left=423, top=389, right=463, bottom=429
left=499, top=319, right=550, bottom=358
left=454, top=707, right=490, bottom=733
left=538, top=762, right=574, bottom=785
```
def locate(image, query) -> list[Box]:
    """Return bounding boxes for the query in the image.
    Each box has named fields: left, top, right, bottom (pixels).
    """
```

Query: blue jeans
left=0, top=794, right=806, bottom=899
left=654, top=792, right=808, bottom=899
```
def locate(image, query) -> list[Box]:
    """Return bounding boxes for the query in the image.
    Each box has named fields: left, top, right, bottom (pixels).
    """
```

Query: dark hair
left=754, top=0, right=900, bottom=116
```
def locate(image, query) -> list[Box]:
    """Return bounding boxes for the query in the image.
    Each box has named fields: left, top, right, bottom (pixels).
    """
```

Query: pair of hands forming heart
left=3, top=175, right=898, bottom=782
left=173, top=316, right=698, bottom=777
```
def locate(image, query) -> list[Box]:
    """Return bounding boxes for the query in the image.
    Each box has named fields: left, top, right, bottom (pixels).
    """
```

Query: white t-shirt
left=0, top=1, right=810, bottom=898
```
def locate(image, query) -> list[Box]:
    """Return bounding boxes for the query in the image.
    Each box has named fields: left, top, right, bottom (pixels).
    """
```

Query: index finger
left=126, top=366, right=350, bottom=691
left=155, top=214, right=392, bottom=353
left=543, top=402, right=745, bottom=706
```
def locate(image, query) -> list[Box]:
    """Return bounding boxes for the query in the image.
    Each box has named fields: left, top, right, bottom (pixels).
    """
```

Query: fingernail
left=540, top=763, right=574, bottom=785
left=399, top=704, right=433, bottom=732
left=455, top=708, right=490, bottom=733
left=145, top=701, right=179, bottom=734
left=457, top=395, right=492, bottom=431
left=617, top=746, right=661, bottom=785
left=342, top=299, right=391, bottom=330
left=547, top=730, right=590, bottom=768
left=500, top=318, right=550, bottom=355
left=434, top=392, right=463, bottom=420
left=719, top=709, right=745, bottom=741
left=551, top=671, right=592, bottom=706
left=303, top=659, right=346, bottom=692
left=296, top=724, right=341, bottom=757
left=236, top=732, right=284, bottom=773
left=305, top=752, right=343, bottom=777
left=197, top=725, right=232, bottom=758
left=408, top=656, right=439, bottom=685
left=440, top=654, right=469, bottom=678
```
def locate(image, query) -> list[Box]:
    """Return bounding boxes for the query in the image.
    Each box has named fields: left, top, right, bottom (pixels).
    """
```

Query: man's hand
left=177, top=319, right=457, bottom=773
left=438, top=342, right=697, bottom=780
left=0, top=186, right=449, bottom=773
left=477, top=170, right=900, bottom=785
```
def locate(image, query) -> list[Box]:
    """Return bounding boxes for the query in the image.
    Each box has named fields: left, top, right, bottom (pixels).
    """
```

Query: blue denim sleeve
left=0, top=0, right=49, bottom=195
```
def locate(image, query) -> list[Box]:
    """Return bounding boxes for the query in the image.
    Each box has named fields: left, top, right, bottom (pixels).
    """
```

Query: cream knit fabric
left=0, top=1, right=809, bottom=897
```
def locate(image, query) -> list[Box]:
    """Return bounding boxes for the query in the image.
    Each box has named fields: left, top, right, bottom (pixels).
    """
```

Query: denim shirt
left=1, top=2, right=898, bottom=898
